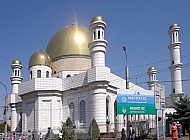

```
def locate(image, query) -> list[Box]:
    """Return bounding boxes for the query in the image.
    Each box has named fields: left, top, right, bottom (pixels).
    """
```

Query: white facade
left=9, top=16, right=162, bottom=136
left=9, top=17, right=185, bottom=137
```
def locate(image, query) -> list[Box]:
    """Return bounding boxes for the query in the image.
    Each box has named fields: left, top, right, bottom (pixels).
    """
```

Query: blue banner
left=117, top=94, right=155, bottom=104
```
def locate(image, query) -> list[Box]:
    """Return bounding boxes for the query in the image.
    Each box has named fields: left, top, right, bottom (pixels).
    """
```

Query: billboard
left=117, top=89, right=156, bottom=115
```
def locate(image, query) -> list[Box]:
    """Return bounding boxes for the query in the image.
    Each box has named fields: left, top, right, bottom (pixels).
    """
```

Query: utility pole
left=0, top=82, right=8, bottom=139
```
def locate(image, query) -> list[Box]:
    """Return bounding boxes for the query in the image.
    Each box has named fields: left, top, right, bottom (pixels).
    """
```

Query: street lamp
left=122, top=45, right=129, bottom=137
left=123, top=45, right=129, bottom=89
left=0, top=82, right=8, bottom=139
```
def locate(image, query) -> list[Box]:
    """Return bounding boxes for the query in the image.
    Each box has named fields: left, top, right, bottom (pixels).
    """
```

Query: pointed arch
left=80, top=100, right=86, bottom=123
left=69, top=102, right=75, bottom=123
left=37, top=70, right=41, bottom=78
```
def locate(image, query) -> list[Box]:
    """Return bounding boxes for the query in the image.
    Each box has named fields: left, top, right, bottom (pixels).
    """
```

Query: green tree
left=173, top=96, right=190, bottom=138
left=0, top=122, right=10, bottom=133
left=88, top=119, right=100, bottom=139
left=0, top=122, right=4, bottom=133
left=59, top=117, right=75, bottom=140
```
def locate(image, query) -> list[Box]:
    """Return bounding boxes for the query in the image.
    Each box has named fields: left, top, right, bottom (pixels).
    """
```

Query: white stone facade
left=9, top=16, right=153, bottom=136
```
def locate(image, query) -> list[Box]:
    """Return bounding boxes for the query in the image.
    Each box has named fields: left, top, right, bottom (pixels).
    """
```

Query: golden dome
left=46, top=24, right=91, bottom=60
left=12, top=59, right=21, bottom=65
left=169, top=23, right=179, bottom=30
left=91, top=15, right=104, bottom=23
left=148, top=66, right=156, bottom=72
left=29, top=50, right=51, bottom=67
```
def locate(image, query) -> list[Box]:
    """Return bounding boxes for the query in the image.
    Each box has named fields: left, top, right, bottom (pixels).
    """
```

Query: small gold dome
left=12, top=59, right=22, bottom=65
left=91, top=15, right=104, bottom=23
left=29, top=50, right=50, bottom=67
left=169, top=23, right=179, bottom=30
left=46, top=25, right=90, bottom=60
left=148, top=66, right=156, bottom=72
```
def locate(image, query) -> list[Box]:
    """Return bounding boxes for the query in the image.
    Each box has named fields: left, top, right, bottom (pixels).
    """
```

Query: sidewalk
left=145, top=135, right=189, bottom=140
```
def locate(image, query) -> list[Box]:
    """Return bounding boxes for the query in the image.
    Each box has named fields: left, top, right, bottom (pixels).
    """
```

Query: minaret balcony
left=168, top=42, right=181, bottom=49
left=169, top=63, right=183, bottom=69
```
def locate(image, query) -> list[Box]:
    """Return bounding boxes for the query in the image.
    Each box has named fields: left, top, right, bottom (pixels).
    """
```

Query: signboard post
left=155, top=83, right=165, bottom=139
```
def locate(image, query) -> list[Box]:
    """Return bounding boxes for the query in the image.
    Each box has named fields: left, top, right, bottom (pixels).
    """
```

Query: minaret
left=89, top=15, right=108, bottom=67
left=10, top=59, right=23, bottom=132
left=147, top=66, right=157, bottom=128
left=168, top=23, right=184, bottom=101
left=88, top=16, right=109, bottom=132
left=147, top=66, right=158, bottom=90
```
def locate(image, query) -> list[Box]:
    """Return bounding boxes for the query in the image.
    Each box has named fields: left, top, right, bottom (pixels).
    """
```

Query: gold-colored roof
left=91, top=15, right=104, bottom=23
left=29, top=50, right=51, bottom=67
left=148, top=66, right=156, bottom=72
left=12, top=59, right=21, bottom=65
left=169, top=23, right=179, bottom=30
left=46, top=25, right=90, bottom=60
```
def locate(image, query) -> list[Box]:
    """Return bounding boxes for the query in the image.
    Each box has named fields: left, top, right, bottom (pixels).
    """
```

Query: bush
left=88, top=119, right=100, bottom=139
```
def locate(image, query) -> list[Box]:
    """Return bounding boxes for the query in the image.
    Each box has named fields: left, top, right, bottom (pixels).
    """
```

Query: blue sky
left=0, top=0, right=190, bottom=119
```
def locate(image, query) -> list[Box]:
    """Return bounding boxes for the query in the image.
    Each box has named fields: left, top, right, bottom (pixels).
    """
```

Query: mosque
left=9, top=15, right=183, bottom=136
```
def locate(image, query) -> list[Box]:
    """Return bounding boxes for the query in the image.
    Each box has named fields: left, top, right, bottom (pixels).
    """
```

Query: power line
left=111, top=54, right=190, bottom=75
left=130, top=54, right=190, bottom=69
left=129, top=62, right=190, bottom=80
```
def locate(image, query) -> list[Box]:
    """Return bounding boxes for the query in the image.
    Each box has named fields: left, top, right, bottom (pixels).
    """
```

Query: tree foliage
left=88, top=119, right=100, bottom=139
left=0, top=122, right=10, bottom=133
left=0, top=122, right=4, bottom=133
left=173, top=96, right=190, bottom=137
left=59, top=117, right=75, bottom=140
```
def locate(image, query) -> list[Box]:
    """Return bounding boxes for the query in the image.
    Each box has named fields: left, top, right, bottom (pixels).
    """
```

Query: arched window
left=114, top=100, right=118, bottom=131
left=98, top=30, right=100, bottom=39
left=19, top=112, right=22, bottom=131
left=46, top=71, right=49, bottom=78
left=30, top=71, right=32, bottom=79
left=94, top=31, right=96, bottom=40
left=15, top=70, right=17, bottom=76
left=106, top=98, right=109, bottom=116
left=114, top=100, right=117, bottom=121
left=37, top=70, right=41, bottom=78
left=80, top=100, right=86, bottom=123
left=69, top=102, right=74, bottom=123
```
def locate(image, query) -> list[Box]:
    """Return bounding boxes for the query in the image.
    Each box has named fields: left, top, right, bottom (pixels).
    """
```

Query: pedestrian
left=129, top=125, right=135, bottom=140
left=40, top=133, right=43, bottom=140
left=177, top=122, right=182, bottom=139
left=19, top=135, right=22, bottom=140
left=171, top=122, right=178, bottom=140
left=32, top=134, right=35, bottom=140
left=10, top=135, right=13, bottom=140
left=25, top=134, right=28, bottom=140
left=121, top=128, right=127, bottom=140
left=22, top=134, right=26, bottom=140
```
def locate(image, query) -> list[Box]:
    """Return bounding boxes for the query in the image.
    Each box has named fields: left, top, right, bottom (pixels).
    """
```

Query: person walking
left=10, top=135, right=13, bottom=140
left=171, top=122, right=178, bottom=140
left=121, top=128, right=127, bottom=140
left=177, top=122, right=182, bottom=139
left=40, top=133, right=43, bottom=140
left=32, top=134, right=35, bottom=140
left=129, top=125, right=135, bottom=140
left=19, top=135, right=22, bottom=140
left=25, top=134, right=28, bottom=140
